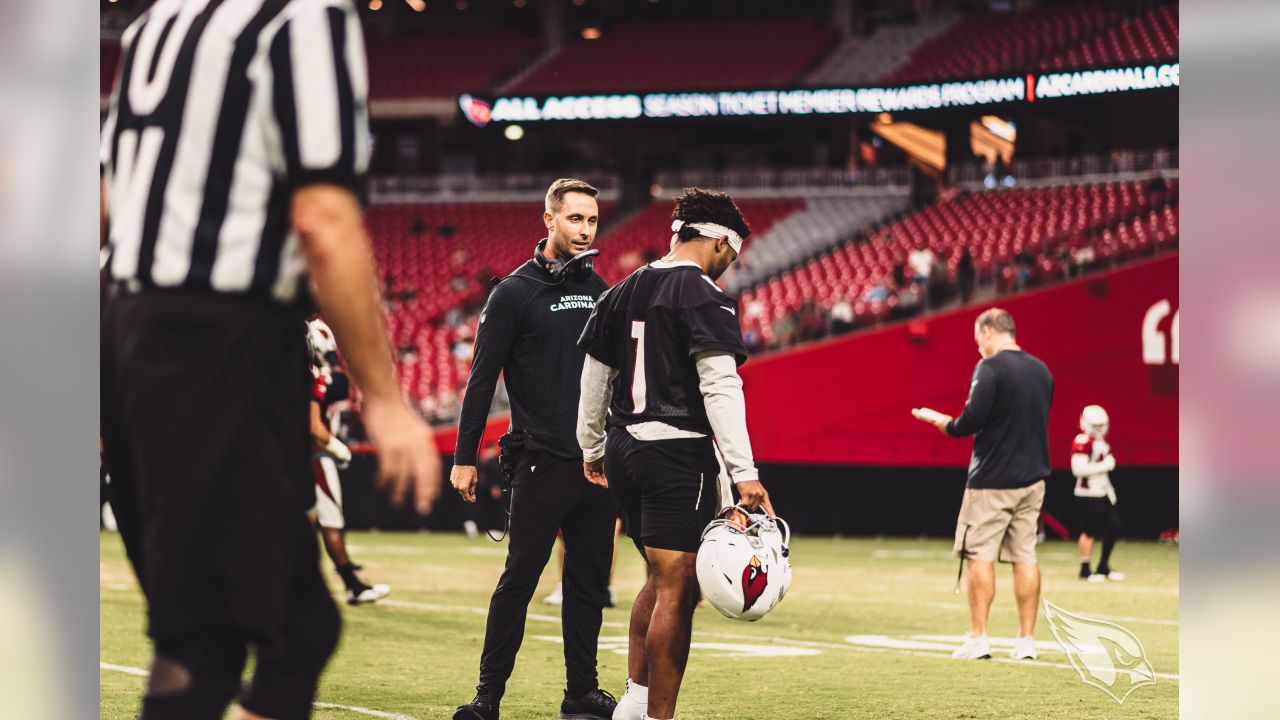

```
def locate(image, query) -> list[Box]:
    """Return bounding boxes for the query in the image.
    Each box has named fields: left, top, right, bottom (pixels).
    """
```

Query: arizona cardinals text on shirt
left=100, top=0, right=369, bottom=304
left=550, top=294, right=597, bottom=312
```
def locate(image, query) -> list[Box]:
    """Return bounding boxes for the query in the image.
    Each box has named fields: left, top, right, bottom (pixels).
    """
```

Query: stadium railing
left=368, top=174, right=622, bottom=205
left=950, top=148, right=1179, bottom=189
left=651, top=167, right=911, bottom=198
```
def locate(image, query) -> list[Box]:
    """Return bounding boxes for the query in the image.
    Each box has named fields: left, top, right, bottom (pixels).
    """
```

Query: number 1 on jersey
left=631, top=320, right=647, bottom=413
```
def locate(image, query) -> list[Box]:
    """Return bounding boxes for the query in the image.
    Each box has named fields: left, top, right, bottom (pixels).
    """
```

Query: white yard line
left=100, top=662, right=148, bottom=677
left=376, top=599, right=1180, bottom=680
left=99, top=663, right=420, bottom=720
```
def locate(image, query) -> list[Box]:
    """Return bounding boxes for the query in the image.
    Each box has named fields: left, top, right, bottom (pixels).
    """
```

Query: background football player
left=308, top=319, right=391, bottom=604
left=1072, top=404, right=1125, bottom=582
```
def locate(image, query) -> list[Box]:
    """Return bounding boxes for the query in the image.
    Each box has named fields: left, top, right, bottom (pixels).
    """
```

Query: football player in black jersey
left=577, top=188, right=772, bottom=720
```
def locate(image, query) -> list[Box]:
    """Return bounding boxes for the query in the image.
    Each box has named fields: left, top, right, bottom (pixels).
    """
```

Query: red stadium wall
left=741, top=255, right=1178, bottom=467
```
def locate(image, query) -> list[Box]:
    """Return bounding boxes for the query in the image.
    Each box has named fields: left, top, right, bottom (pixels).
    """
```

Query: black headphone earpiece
left=533, top=238, right=598, bottom=283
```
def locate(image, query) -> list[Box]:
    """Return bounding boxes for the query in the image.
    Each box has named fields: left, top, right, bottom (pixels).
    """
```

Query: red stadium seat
left=592, top=198, right=806, bottom=286
left=512, top=19, right=838, bottom=94
left=885, top=4, right=1121, bottom=83
left=1043, top=5, right=1179, bottom=71
left=739, top=180, right=1179, bottom=337
left=365, top=28, right=541, bottom=99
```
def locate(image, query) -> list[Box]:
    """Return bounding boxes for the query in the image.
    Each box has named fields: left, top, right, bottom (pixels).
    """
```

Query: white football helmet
left=307, top=318, right=337, bottom=366
left=696, top=506, right=791, bottom=622
left=1080, top=404, right=1110, bottom=439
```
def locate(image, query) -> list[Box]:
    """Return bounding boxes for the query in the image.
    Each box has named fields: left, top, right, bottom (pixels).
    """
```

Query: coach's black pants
left=102, top=290, right=340, bottom=719
left=477, top=449, right=616, bottom=698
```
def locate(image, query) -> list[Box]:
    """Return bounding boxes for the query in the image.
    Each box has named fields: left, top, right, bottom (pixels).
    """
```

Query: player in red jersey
left=1072, top=405, right=1125, bottom=582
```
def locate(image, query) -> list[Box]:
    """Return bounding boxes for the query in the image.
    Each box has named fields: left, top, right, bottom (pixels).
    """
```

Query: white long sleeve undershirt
left=577, top=355, right=616, bottom=463
left=694, top=351, right=759, bottom=484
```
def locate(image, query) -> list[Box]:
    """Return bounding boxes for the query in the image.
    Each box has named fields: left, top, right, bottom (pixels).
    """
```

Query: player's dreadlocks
left=671, top=187, right=751, bottom=243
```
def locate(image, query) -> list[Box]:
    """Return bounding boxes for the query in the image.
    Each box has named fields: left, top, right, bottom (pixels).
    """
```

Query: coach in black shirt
left=914, top=308, right=1053, bottom=662
left=450, top=179, right=617, bottom=720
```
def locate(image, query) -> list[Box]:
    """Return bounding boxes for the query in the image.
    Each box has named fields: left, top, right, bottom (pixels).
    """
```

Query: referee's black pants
left=102, top=290, right=340, bottom=719
left=477, top=449, right=616, bottom=698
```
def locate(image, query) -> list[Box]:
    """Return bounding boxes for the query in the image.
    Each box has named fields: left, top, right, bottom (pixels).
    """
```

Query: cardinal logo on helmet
left=741, top=555, right=769, bottom=612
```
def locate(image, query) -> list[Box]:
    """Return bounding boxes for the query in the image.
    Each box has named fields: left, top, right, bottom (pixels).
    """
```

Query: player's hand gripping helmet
left=1080, top=404, right=1110, bottom=439
left=696, top=506, right=791, bottom=622
left=307, top=318, right=338, bottom=367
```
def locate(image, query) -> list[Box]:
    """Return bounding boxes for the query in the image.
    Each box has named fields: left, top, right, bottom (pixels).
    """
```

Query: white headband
left=671, top=219, right=743, bottom=253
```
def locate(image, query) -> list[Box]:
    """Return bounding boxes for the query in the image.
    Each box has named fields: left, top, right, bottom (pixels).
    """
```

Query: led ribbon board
left=460, top=63, right=1178, bottom=127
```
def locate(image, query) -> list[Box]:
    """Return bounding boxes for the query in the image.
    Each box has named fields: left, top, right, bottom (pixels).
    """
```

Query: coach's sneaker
left=454, top=686, right=500, bottom=720
left=1010, top=636, right=1038, bottom=660
left=951, top=634, right=992, bottom=660
left=1087, top=573, right=1107, bottom=583
left=544, top=582, right=564, bottom=606
left=560, top=687, right=617, bottom=719
left=347, top=583, right=390, bottom=605
left=1102, top=569, right=1126, bottom=581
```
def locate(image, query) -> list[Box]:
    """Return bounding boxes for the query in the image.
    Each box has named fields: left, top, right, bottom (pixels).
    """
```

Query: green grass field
left=101, top=531, right=1178, bottom=719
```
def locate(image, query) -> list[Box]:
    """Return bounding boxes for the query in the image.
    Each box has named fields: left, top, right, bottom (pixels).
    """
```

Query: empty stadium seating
left=807, top=13, right=959, bottom=86
left=368, top=200, right=556, bottom=403
left=592, top=198, right=806, bottom=286
left=365, top=29, right=541, bottom=99
left=373, top=197, right=804, bottom=405
left=885, top=4, right=1120, bottom=83
left=738, top=179, right=1179, bottom=347
left=372, top=180, right=1178, bottom=406
left=1042, top=4, right=1178, bottom=71
left=100, top=30, right=541, bottom=101
left=725, top=195, right=911, bottom=292
left=511, top=19, right=839, bottom=94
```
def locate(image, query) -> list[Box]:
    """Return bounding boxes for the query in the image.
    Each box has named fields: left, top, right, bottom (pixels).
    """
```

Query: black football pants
left=476, top=449, right=616, bottom=698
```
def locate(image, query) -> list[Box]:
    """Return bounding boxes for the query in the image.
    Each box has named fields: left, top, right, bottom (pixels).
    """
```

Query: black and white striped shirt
left=100, top=0, right=369, bottom=304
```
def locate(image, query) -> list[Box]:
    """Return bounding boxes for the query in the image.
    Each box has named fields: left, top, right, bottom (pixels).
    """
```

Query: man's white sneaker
left=1010, top=636, right=1037, bottom=660
left=543, top=583, right=564, bottom=606
left=1087, top=573, right=1107, bottom=583
left=613, top=679, right=646, bottom=720
left=347, top=583, right=390, bottom=605
left=1105, top=570, right=1126, bottom=581
left=951, top=635, right=991, bottom=660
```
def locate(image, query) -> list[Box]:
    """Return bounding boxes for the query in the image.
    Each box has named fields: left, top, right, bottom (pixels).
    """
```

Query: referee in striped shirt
left=100, top=2, right=441, bottom=718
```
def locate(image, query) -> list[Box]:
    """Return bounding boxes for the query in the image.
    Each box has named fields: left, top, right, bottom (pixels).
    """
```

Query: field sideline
left=101, top=531, right=1178, bottom=719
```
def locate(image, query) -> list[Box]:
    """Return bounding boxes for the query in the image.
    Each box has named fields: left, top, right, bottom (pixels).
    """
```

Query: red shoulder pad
left=1071, top=433, right=1092, bottom=455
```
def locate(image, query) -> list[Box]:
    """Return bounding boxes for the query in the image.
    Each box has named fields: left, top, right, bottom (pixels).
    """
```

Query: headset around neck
left=529, top=238, right=599, bottom=284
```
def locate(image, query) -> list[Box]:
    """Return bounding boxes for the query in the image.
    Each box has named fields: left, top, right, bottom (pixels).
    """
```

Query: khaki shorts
left=953, top=480, right=1045, bottom=564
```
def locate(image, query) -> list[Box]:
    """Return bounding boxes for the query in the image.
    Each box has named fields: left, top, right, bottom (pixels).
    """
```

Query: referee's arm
left=276, top=3, right=441, bottom=513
